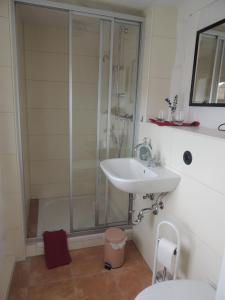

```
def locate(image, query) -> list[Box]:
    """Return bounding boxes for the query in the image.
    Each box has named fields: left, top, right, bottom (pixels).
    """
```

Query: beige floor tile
left=27, top=280, right=75, bottom=300
left=10, top=259, right=30, bottom=289
left=29, top=255, right=72, bottom=287
left=70, top=245, right=104, bottom=277
left=8, top=287, right=28, bottom=300
left=9, top=241, right=152, bottom=300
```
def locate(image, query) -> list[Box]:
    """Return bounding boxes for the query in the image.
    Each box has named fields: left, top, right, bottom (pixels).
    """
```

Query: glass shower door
left=106, top=21, right=140, bottom=224
left=96, top=20, right=112, bottom=225
left=71, top=14, right=141, bottom=231
left=71, top=14, right=112, bottom=231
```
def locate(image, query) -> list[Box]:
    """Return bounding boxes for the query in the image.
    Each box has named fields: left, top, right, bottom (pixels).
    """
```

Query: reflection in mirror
left=190, top=19, right=225, bottom=106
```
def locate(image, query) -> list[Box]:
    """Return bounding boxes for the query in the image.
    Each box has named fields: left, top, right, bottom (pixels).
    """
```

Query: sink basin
left=100, top=158, right=180, bottom=194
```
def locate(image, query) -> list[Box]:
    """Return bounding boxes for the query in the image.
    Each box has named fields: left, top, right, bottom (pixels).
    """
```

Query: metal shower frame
left=11, top=0, right=144, bottom=240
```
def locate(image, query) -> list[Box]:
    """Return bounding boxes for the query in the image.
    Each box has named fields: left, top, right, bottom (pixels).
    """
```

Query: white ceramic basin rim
left=100, top=158, right=180, bottom=194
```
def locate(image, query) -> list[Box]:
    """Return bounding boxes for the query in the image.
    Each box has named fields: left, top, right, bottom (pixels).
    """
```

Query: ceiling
left=58, top=0, right=182, bottom=11
left=87, top=0, right=182, bottom=9
left=16, top=0, right=182, bottom=26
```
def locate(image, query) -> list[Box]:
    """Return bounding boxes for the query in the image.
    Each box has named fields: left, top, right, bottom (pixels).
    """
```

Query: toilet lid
left=135, top=280, right=216, bottom=300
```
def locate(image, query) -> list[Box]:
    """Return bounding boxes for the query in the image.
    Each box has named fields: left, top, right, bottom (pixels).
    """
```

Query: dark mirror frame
left=189, top=18, right=225, bottom=107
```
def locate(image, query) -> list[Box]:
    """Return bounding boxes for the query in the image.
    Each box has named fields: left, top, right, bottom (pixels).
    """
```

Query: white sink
left=100, top=158, right=180, bottom=194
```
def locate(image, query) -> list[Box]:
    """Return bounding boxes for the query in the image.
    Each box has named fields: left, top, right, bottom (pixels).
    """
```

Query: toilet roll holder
left=152, top=221, right=181, bottom=285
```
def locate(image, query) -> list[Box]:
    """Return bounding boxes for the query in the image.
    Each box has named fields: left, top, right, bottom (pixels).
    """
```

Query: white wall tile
left=27, top=109, right=68, bottom=135
left=171, top=1, right=225, bottom=129
left=30, top=183, right=69, bottom=199
left=73, top=109, right=97, bottom=136
left=170, top=129, right=225, bottom=196
left=0, top=2, right=25, bottom=295
left=24, top=26, right=68, bottom=53
left=72, top=168, right=96, bottom=195
left=0, top=17, right=11, bottom=66
left=4, top=193, right=22, bottom=230
left=72, top=31, right=99, bottom=57
left=0, top=113, right=16, bottom=154
left=148, top=77, right=171, bottom=118
left=135, top=123, right=225, bottom=285
left=0, top=155, right=21, bottom=194
left=29, top=135, right=69, bottom=161
left=26, top=80, right=68, bottom=109
left=25, top=51, right=68, bottom=81
left=24, top=23, right=70, bottom=200
left=73, top=134, right=96, bottom=160
left=167, top=174, right=225, bottom=257
left=0, top=67, right=13, bottom=112
left=5, top=228, right=25, bottom=260
left=30, top=160, right=69, bottom=185
left=73, top=83, right=98, bottom=110
left=73, top=55, right=99, bottom=84
left=0, top=0, right=9, bottom=17
left=152, top=5, right=177, bottom=38
left=150, top=36, right=176, bottom=78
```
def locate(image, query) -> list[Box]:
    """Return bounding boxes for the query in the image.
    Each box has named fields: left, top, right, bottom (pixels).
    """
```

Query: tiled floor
left=8, top=241, right=152, bottom=300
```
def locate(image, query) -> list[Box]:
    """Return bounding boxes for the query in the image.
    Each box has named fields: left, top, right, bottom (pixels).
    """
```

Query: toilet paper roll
left=157, top=238, right=177, bottom=274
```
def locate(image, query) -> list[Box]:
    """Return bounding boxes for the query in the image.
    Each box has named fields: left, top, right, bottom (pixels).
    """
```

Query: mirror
left=190, top=19, right=225, bottom=106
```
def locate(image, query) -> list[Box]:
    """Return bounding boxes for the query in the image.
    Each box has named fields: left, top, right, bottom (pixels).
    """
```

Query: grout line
left=30, top=158, right=70, bottom=162
left=24, top=49, right=99, bottom=58
left=27, top=133, right=69, bottom=136
left=26, top=107, right=97, bottom=111
left=25, top=79, right=98, bottom=85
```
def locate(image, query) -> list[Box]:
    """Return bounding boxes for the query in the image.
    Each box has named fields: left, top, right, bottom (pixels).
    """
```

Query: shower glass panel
left=96, top=20, right=112, bottom=225
left=72, top=15, right=140, bottom=231
left=15, top=3, right=70, bottom=238
left=15, top=2, right=142, bottom=238
left=107, top=22, right=140, bottom=224
left=71, top=15, right=111, bottom=230
left=97, top=21, right=141, bottom=225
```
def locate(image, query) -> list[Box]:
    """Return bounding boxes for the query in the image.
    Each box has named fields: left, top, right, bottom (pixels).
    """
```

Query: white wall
left=0, top=0, right=26, bottom=298
left=135, top=0, right=225, bottom=286
left=171, top=0, right=225, bottom=129
left=141, top=0, right=225, bottom=129
left=16, top=6, right=31, bottom=228
left=133, top=123, right=225, bottom=286
left=139, top=4, right=177, bottom=122
left=23, top=19, right=70, bottom=199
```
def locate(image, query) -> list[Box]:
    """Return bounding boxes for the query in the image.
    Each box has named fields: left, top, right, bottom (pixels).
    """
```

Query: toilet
left=135, top=280, right=215, bottom=300
left=135, top=247, right=225, bottom=300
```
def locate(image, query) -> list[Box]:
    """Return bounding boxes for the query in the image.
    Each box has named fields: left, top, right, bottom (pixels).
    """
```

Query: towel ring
left=218, top=123, right=225, bottom=131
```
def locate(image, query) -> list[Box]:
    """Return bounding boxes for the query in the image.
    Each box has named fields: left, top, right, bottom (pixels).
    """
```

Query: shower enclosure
left=14, top=1, right=142, bottom=238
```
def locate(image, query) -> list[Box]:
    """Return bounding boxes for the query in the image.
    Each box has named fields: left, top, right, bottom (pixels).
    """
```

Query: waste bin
left=104, top=227, right=127, bottom=269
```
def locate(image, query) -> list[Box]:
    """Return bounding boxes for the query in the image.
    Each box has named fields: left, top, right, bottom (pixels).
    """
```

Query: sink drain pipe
left=132, top=193, right=168, bottom=225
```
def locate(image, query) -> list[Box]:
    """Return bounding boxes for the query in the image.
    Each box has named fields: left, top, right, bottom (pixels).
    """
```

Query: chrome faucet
left=148, top=152, right=161, bottom=168
left=134, top=142, right=143, bottom=155
left=134, top=137, right=152, bottom=161
left=134, top=138, right=161, bottom=167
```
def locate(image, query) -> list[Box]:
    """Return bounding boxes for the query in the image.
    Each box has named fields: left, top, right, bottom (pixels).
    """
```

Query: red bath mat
left=43, top=230, right=71, bottom=269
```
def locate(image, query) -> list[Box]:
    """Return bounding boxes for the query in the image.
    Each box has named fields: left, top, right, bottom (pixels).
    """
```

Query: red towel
left=149, top=118, right=200, bottom=127
left=43, top=230, right=71, bottom=269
